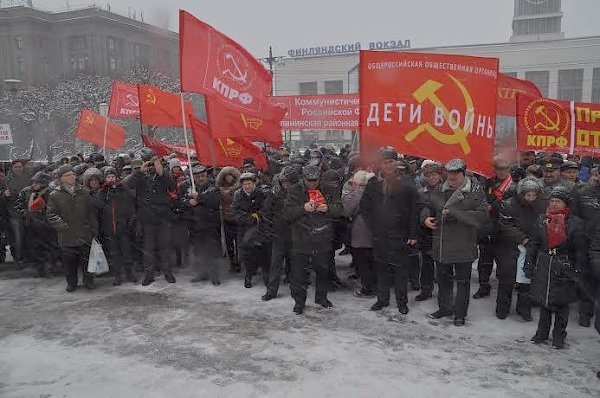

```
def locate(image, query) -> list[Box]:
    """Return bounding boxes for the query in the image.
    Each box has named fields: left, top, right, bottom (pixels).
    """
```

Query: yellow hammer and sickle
left=217, top=138, right=230, bottom=157
left=84, top=115, right=94, bottom=124
left=146, top=89, right=157, bottom=105
left=405, top=74, right=473, bottom=155
left=533, top=106, right=561, bottom=131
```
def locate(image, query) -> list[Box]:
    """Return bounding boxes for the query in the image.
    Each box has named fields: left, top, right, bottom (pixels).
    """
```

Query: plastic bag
left=87, top=238, right=109, bottom=274
left=515, top=244, right=530, bottom=284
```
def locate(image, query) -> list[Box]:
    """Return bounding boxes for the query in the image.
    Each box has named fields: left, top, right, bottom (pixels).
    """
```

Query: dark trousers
left=407, top=249, right=420, bottom=288
left=28, top=221, right=56, bottom=274
left=267, top=241, right=290, bottom=296
left=577, top=271, right=597, bottom=322
left=191, top=230, right=221, bottom=282
left=537, top=305, right=569, bottom=342
left=376, top=254, right=409, bottom=307
left=353, top=247, right=376, bottom=293
left=106, top=232, right=133, bottom=279
left=243, top=243, right=271, bottom=286
left=9, top=216, right=23, bottom=262
left=172, top=222, right=190, bottom=268
left=495, top=246, right=520, bottom=313
left=477, top=237, right=495, bottom=287
left=223, top=220, right=239, bottom=267
left=419, top=251, right=436, bottom=292
left=437, top=262, right=472, bottom=319
left=290, top=251, right=329, bottom=306
left=516, top=283, right=532, bottom=314
left=143, top=222, right=172, bottom=276
left=63, top=244, right=92, bottom=287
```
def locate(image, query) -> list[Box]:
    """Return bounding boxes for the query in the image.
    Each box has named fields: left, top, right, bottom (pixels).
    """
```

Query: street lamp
left=98, top=102, right=108, bottom=117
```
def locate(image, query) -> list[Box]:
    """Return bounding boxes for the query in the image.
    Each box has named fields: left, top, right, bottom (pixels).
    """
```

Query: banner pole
left=180, top=92, right=196, bottom=193
left=569, top=101, right=576, bottom=156
left=204, top=98, right=218, bottom=173
left=102, top=116, right=109, bottom=158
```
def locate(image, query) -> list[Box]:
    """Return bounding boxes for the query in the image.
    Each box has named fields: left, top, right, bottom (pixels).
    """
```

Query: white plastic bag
left=515, top=244, right=530, bottom=284
left=87, top=238, right=109, bottom=274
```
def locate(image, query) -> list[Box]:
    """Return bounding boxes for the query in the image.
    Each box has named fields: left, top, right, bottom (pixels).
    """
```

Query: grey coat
left=342, top=185, right=372, bottom=249
left=421, top=177, right=488, bottom=264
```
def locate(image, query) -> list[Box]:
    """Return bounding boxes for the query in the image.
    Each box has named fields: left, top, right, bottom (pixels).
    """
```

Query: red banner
left=517, top=93, right=600, bottom=156
left=190, top=116, right=267, bottom=169
left=179, top=10, right=272, bottom=113
left=360, top=51, right=499, bottom=177
left=138, top=85, right=193, bottom=127
left=142, top=135, right=194, bottom=164
left=497, top=73, right=542, bottom=117
left=206, top=97, right=284, bottom=147
left=108, top=81, right=140, bottom=118
left=76, top=109, right=126, bottom=150
left=270, top=94, right=359, bottom=131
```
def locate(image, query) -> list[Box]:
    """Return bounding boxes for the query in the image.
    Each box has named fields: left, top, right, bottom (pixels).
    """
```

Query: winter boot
left=415, top=289, right=433, bottom=302
left=473, top=284, right=491, bottom=299
left=398, top=303, right=409, bottom=315
left=164, top=272, right=176, bottom=283
left=370, top=301, right=389, bottom=311
left=66, top=284, right=77, bottom=293
left=495, top=283, right=513, bottom=319
left=430, top=309, right=454, bottom=319
left=354, top=288, right=375, bottom=299
left=141, top=275, right=155, bottom=286
left=293, top=303, right=304, bottom=315
left=316, top=299, right=333, bottom=309
left=244, top=275, right=253, bottom=288
left=113, top=276, right=122, bottom=286
left=516, top=284, right=533, bottom=321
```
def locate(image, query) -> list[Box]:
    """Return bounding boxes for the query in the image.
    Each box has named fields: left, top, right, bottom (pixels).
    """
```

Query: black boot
left=370, top=301, right=389, bottom=311
left=164, top=272, right=176, bottom=283
left=293, top=304, right=304, bottom=315
left=398, top=303, right=409, bottom=315
left=516, top=284, right=533, bottom=321
left=578, top=315, right=591, bottom=328
left=317, top=299, right=333, bottom=309
left=244, top=275, right=252, bottom=288
left=430, top=308, right=453, bottom=319
left=495, top=283, right=513, bottom=320
left=473, top=284, right=491, bottom=299
left=141, top=275, right=155, bottom=286
left=262, top=292, right=275, bottom=301
left=415, top=289, right=432, bottom=302
left=66, top=284, right=77, bottom=293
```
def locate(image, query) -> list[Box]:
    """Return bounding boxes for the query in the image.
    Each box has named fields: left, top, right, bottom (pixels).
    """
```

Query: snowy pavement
left=1, top=257, right=599, bottom=398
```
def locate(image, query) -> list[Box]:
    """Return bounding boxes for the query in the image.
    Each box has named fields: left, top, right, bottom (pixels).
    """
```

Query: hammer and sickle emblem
left=405, top=74, right=473, bottom=155
left=533, top=105, right=561, bottom=131
left=222, top=53, right=248, bottom=84
left=146, top=89, right=157, bottom=105
left=84, top=115, right=94, bottom=124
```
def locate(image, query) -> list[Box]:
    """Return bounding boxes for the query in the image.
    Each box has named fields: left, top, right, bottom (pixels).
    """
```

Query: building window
left=69, top=36, right=87, bottom=51
left=109, top=57, right=117, bottom=72
left=525, top=70, right=549, bottom=97
left=324, top=80, right=343, bottom=94
left=70, top=58, right=77, bottom=71
left=16, top=35, right=23, bottom=50
left=77, top=56, right=88, bottom=71
left=557, top=69, right=583, bottom=101
left=592, top=68, right=600, bottom=103
left=17, top=57, right=25, bottom=74
left=299, top=82, right=318, bottom=95
left=108, top=38, right=116, bottom=51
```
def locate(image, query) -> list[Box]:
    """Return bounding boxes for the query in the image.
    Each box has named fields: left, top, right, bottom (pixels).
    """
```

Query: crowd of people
left=1, top=144, right=599, bottom=351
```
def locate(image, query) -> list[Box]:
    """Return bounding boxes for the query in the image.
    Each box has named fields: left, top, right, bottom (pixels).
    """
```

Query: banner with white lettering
left=0, top=124, right=13, bottom=145
left=270, top=94, right=359, bottom=130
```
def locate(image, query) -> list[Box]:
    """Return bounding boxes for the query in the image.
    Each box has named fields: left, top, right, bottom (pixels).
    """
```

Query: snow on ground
left=0, top=255, right=599, bottom=398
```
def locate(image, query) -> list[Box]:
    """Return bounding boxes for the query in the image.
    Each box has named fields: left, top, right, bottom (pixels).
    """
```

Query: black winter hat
left=549, top=186, right=572, bottom=205
left=140, top=148, right=158, bottom=162
left=560, top=160, right=578, bottom=171
left=279, top=166, right=300, bottom=184
left=302, top=164, right=321, bottom=181
left=32, top=172, right=52, bottom=186
left=56, top=164, right=74, bottom=178
left=103, top=167, right=118, bottom=178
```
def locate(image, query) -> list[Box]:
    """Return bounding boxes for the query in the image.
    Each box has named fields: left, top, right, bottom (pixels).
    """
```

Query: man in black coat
left=5, top=160, right=31, bottom=264
left=233, top=172, right=270, bottom=289
left=261, top=166, right=299, bottom=301
left=360, top=147, right=419, bottom=315
left=284, top=164, right=343, bottom=314
left=124, top=150, right=176, bottom=286
left=184, top=165, right=222, bottom=285
left=94, top=167, right=137, bottom=285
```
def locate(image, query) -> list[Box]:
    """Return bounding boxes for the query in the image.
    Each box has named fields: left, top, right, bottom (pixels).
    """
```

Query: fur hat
left=549, top=186, right=572, bottom=205
left=517, top=177, right=542, bottom=195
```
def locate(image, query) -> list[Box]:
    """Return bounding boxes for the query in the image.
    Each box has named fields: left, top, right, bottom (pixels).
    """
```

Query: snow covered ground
left=1, top=255, right=599, bottom=398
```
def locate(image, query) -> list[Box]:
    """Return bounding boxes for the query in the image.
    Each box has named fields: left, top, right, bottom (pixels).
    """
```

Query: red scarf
left=546, top=208, right=569, bottom=249
left=492, top=175, right=513, bottom=201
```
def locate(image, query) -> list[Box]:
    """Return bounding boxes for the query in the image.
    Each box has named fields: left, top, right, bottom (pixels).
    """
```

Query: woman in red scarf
left=524, top=187, right=587, bottom=349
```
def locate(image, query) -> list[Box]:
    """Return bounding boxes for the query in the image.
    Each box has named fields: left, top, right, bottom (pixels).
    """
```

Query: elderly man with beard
left=361, top=147, right=420, bottom=315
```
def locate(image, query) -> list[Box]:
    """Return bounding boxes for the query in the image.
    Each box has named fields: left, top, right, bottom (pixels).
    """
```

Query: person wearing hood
left=497, top=177, right=546, bottom=321
left=17, top=172, right=55, bottom=277
left=184, top=165, right=222, bottom=285
left=216, top=166, right=242, bottom=273
left=233, top=172, right=270, bottom=288
left=261, top=166, right=299, bottom=301
left=361, top=147, right=420, bottom=315
left=284, top=164, right=343, bottom=314
left=422, top=159, right=488, bottom=326
left=124, top=149, right=177, bottom=286
left=525, top=187, right=587, bottom=349
left=46, top=165, right=99, bottom=292
left=94, top=167, right=137, bottom=285
left=83, top=167, right=104, bottom=195
left=343, top=169, right=376, bottom=298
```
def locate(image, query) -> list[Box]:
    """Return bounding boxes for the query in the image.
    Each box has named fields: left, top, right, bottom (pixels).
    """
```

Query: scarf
left=491, top=175, right=513, bottom=201
left=546, top=208, right=569, bottom=249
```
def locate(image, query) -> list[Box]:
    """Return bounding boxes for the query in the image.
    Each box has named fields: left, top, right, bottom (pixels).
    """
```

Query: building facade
left=0, top=5, right=178, bottom=87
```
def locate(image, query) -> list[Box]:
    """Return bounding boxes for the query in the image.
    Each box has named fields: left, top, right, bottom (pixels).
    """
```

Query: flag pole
left=204, top=98, right=218, bottom=173
left=180, top=92, right=196, bottom=193
left=102, top=116, right=109, bottom=158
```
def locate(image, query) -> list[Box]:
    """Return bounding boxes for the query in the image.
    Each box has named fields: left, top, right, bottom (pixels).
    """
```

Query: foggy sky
left=30, top=0, right=600, bottom=59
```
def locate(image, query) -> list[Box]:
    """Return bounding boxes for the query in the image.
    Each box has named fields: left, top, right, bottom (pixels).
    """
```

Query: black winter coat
left=497, top=195, right=546, bottom=246
left=17, top=186, right=52, bottom=230
left=420, top=177, right=488, bottom=264
left=124, top=171, right=176, bottom=225
left=93, top=183, right=136, bottom=238
left=283, top=182, right=343, bottom=254
left=233, top=187, right=269, bottom=247
left=182, top=180, right=221, bottom=235
left=524, top=214, right=587, bottom=307
left=481, top=175, right=517, bottom=237
left=361, top=173, right=419, bottom=263
left=572, top=183, right=600, bottom=249
left=261, top=186, right=291, bottom=247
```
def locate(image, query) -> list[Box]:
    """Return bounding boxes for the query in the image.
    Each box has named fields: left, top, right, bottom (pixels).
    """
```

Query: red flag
left=141, top=135, right=194, bottom=164
left=206, top=98, right=284, bottom=146
left=108, top=81, right=140, bottom=118
left=138, top=84, right=193, bottom=127
left=497, top=73, right=542, bottom=117
left=179, top=10, right=272, bottom=113
left=76, top=108, right=125, bottom=150
left=190, top=116, right=267, bottom=169
left=360, top=51, right=499, bottom=177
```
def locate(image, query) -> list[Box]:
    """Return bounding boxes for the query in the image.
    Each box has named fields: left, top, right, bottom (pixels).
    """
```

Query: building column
left=548, top=69, right=558, bottom=99
left=582, top=67, right=593, bottom=102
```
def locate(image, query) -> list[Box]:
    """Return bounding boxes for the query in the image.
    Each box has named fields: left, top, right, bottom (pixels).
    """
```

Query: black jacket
left=17, top=186, right=52, bottom=230
left=182, top=180, right=221, bottom=235
left=93, top=183, right=136, bottom=238
left=572, top=183, right=600, bottom=250
left=361, top=172, right=419, bottom=262
left=525, top=214, right=587, bottom=307
left=481, top=175, right=517, bottom=237
left=233, top=187, right=269, bottom=247
left=497, top=195, right=546, bottom=246
left=283, top=182, right=343, bottom=254
left=124, top=171, right=176, bottom=225
left=261, top=185, right=291, bottom=247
